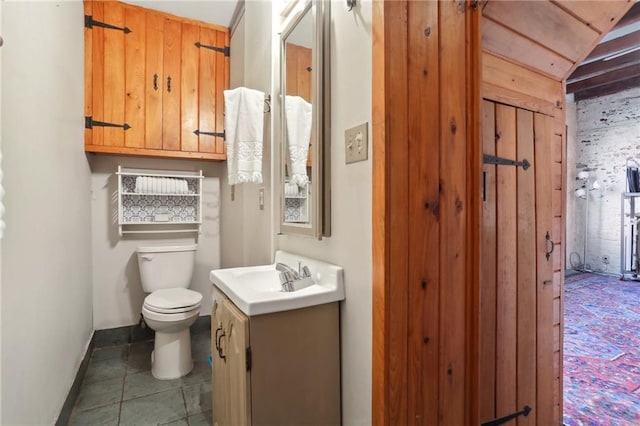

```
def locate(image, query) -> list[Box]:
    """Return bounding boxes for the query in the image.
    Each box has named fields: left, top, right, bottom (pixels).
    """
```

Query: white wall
left=239, top=0, right=274, bottom=267
left=275, top=1, right=373, bottom=424
left=568, top=87, right=640, bottom=274
left=0, top=1, right=4, bottom=420
left=222, top=9, right=247, bottom=269
left=89, top=156, right=222, bottom=329
left=1, top=2, right=93, bottom=423
left=566, top=100, right=578, bottom=269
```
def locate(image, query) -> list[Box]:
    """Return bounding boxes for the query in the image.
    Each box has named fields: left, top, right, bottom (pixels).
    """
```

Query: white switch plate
left=345, top=122, right=368, bottom=164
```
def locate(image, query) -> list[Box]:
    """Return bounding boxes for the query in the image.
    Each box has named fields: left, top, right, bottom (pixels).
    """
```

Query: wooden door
left=479, top=100, right=556, bottom=425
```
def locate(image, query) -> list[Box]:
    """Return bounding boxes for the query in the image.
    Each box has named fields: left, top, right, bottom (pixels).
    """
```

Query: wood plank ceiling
left=568, top=2, right=640, bottom=100
left=482, top=0, right=635, bottom=100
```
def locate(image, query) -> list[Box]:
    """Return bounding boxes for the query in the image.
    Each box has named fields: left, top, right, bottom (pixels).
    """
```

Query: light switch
left=345, top=122, right=368, bottom=164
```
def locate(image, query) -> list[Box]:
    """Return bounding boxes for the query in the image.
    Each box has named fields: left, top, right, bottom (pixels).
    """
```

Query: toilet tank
left=137, top=244, right=197, bottom=292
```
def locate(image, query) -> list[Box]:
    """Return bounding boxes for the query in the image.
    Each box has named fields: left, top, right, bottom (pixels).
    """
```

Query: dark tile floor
left=68, top=329, right=212, bottom=426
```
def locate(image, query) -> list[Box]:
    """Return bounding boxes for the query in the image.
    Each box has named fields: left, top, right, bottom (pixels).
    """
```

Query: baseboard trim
left=55, top=332, right=95, bottom=426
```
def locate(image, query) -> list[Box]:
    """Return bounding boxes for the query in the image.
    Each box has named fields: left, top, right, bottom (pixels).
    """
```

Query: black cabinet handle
left=214, top=325, right=222, bottom=351
left=216, top=327, right=226, bottom=362
left=167, top=76, right=172, bottom=93
left=153, top=73, right=158, bottom=91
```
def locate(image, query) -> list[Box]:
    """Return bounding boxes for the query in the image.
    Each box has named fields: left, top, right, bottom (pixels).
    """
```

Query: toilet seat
left=144, top=288, right=202, bottom=314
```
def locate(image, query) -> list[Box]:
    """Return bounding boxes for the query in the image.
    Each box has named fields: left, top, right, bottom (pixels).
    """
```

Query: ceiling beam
left=569, top=48, right=640, bottom=82
left=584, top=29, right=640, bottom=62
left=567, top=62, right=640, bottom=93
left=574, top=74, right=640, bottom=101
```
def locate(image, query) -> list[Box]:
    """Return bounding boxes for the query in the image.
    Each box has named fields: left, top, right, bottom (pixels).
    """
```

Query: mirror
left=279, top=0, right=330, bottom=239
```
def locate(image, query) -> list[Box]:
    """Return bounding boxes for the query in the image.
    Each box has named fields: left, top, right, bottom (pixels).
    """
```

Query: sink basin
left=209, top=250, right=345, bottom=315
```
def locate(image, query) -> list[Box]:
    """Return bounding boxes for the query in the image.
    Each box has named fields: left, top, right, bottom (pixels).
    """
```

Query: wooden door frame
left=372, top=1, right=481, bottom=423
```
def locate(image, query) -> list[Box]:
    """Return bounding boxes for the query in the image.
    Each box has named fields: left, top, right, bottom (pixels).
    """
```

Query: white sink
left=209, top=250, right=345, bottom=316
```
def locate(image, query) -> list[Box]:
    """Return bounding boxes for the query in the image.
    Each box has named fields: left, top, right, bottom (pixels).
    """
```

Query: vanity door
left=212, top=297, right=228, bottom=426
left=212, top=295, right=251, bottom=426
left=223, top=299, right=251, bottom=425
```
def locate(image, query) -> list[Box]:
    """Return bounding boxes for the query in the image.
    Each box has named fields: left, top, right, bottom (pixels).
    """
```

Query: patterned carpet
left=564, top=272, right=640, bottom=425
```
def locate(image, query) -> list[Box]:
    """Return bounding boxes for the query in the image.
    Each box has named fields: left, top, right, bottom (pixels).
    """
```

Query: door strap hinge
left=194, top=41, right=230, bottom=57
left=483, top=154, right=530, bottom=170
left=84, top=15, right=131, bottom=34
left=194, top=129, right=225, bottom=139
left=481, top=405, right=532, bottom=426
left=246, top=347, right=252, bottom=371
left=85, top=116, right=131, bottom=131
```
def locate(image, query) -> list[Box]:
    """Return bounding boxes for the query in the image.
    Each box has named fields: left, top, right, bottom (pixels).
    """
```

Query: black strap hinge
left=194, top=41, right=230, bottom=56
left=246, top=347, right=252, bottom=371
left=483, top=154, right=530, bottom=170
left=84, top=15, right=131, bottom=34
left=194, top=129, right=225, bottom=139
left=481, top=406, right=532, bottom=426
left=85, top=116, right=131, bottom=131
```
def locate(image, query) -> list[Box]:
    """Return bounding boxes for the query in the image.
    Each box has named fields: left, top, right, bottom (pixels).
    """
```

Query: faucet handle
left=279, top=271, right=295, bottom=292
left=301, top=265, right=311, bottom=278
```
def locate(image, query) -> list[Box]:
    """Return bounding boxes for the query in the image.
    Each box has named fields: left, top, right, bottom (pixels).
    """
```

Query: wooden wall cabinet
left=211, top=286, right=341, bottom=426
left=84, top=1, right=229, bottom=160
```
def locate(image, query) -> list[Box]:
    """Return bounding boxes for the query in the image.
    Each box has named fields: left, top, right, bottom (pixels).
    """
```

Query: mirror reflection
left=282, top=7, right=314, bottom=226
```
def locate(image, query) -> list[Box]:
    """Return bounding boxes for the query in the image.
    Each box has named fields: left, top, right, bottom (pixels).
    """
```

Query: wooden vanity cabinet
left=84, top=0, right=229, bottom=160
left=211, top=286, right=341, bottom=426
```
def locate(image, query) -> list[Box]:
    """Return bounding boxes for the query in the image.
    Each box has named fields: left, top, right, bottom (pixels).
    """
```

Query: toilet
left=137, top=244, right=202, bottom=380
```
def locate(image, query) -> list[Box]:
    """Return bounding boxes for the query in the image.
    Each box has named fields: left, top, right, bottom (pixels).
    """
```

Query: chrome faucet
left=277, top=261, right=313, bottom=292
left=276, top=262, right=300, bottom=279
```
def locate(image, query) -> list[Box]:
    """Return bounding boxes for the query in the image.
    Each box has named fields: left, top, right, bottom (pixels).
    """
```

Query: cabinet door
left=124, top=6, right=146, bottom=148
left=145, top=11, right=164, bottom=150
left=212, top=297, right=228, bottom=426
left=213, top=297, right=251, bottom=426
left=162, top=17, right=182, bottom=151
left=223, top=299, right=251, bottom=426
left=197, top=27, right=228, bottom=155
left=86, top=0, right=128, bottom=148
left=85, top=1, right=229, bottom=160
left=181, top=22, right=201, bottom=153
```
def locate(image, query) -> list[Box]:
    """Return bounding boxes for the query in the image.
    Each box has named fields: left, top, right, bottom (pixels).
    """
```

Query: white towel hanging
left=224, top=87, right=265, bottom=185
left=285, top=95, right=312, bottom=187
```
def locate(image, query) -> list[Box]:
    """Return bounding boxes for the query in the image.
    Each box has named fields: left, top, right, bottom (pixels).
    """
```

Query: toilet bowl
left=137, top=245, right=201, bottom=380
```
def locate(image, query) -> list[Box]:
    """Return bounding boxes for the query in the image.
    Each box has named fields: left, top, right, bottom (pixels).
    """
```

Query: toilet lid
left=144, top=288, right=202, bottom=314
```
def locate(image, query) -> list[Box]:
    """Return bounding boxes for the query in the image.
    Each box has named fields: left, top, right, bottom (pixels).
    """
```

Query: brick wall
left=568, top=87, right=640, bottom=274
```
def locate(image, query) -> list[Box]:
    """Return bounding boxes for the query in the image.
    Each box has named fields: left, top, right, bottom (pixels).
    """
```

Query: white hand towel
left=224, top=87, right=265, bottom=185
left=285, top=95, right=312, bottom=187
